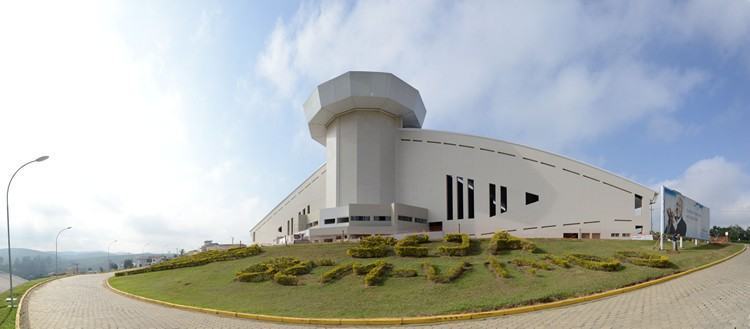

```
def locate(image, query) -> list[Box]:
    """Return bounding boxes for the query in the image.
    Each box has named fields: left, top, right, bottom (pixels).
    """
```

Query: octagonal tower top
left=303, top=71, right=427, bottom=145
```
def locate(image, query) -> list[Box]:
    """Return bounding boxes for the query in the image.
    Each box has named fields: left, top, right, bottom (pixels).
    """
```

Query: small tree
left=123, top=259, right=134, bottom=269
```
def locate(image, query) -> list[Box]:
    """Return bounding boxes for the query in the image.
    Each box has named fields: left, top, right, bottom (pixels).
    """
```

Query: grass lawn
left=109, top=239, right=743, bottom=318
left=0, top=277, right=54, bottom=329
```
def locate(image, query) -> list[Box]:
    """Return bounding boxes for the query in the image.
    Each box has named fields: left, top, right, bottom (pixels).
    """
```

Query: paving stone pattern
left=27, top=248, right=750, bottom=329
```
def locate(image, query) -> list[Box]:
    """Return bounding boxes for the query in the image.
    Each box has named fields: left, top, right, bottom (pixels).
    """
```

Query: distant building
left=250, top=71, right=656, bottom=244
left=200, top=240, right=245, bottom=252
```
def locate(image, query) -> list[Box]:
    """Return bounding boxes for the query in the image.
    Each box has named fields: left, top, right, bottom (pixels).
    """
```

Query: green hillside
left=109, top=238, right=742, bottom=318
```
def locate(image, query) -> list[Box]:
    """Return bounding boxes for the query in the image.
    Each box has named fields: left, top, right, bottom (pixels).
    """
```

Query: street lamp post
left=5, top=155, right=49, bottom=308
left=55, top=226, right=72, bottom=275
left=107, top=240, right=117, bottom=271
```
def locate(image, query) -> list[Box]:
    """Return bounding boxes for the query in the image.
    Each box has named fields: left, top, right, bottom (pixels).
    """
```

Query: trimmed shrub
left=511, top=258, right=553, bottom=271
left=543, top=255, right=571, bottom=268
left=273, top=272, right=298, bottom=286
left=116, top=244, right=263, bottom=277
left=235, top=271, right=271, bottom=282
left=360, top=236, right=397, bottom=247
left=391, top=268, right=418, bottom=277
left=486, top=257, right=510, bottom=278
left=438, top=233, right=470, bottom=256
left=347, top=246, right=389, bottom=258
left=615, top=251, right=672, bottom=268
left=352, top=262, right=379, bottom=275
left=313, top=258, right=336, bottom=266
left=566, top=254, right=622, bottom=272
left=487, top=231, right=536, bottom=255
left=321, top=263, right=352, bottom=283
left=364, top=261, right=392, bottom=286
left=422, top=261, right=471, bottom=283
left=283, top=263, right=313, bottom=276
left=394, top=234, right=430, bottom=257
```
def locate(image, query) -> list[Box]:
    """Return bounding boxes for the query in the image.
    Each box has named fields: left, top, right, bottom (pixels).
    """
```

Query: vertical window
left=500, top=186, right=508, bottom=213
left=489, top=183, right=496, bottom=217
left=468, top=179, right=474, bottom=219
left=457, top=176, right=464, bottom=219
left=307, top=205, right=311, bottom=213
left=287, top=219, right=290, bottom=235
left=252, top=231, right=256, bottom=242
left=634, top=194, right=642, bottom=209
left=446, top=175, right=453, bottom=220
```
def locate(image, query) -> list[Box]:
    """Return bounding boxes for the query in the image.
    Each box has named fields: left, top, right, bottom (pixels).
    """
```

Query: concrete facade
left=250, top=71, right=657, bottom=244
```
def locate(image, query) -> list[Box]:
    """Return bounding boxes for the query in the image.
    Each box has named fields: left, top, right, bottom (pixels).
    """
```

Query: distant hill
left=0, top=248, right=169, bottom=279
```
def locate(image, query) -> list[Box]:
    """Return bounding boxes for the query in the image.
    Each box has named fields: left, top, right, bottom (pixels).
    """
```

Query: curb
left=15, top=276, right=63, bottom=329
left=106, top=245, right=747, bottom=326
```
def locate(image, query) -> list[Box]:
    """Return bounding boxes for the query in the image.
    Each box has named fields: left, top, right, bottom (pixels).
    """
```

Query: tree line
left=710, top=225, right=750, bottom=242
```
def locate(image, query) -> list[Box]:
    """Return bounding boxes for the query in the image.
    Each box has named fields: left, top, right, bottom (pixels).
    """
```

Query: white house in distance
left=250, top=71, right=657, bottom=245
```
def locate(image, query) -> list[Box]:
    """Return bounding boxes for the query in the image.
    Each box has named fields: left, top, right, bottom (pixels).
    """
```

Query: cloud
left=254, top=0, right=750, bottom=151
left=657, top=157, right=750, bottom=228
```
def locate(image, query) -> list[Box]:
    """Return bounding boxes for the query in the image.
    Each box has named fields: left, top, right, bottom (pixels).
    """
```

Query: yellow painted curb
left=15, top=276, right=64, bottom=329
left=106, top=245, right=747, bottom=326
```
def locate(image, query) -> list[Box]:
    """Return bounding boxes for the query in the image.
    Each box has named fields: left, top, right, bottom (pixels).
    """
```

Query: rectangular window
left=323, top=218, right=335, bottom=225
left=489, top=183, right=496, bottom=217
left=634, top=194, right=643, bottom=209
left=467, top=179, right=475, bottom=219
left=414, top=218, right=428, bottom=224
left=336, top=217, right=349, bottom=223
left=500, top=186, right=508, bottom=213
left=307, top=205, right=311, bottom=213
left=446, top=175, right=453, bottom=220
left=373, top=216, right=391, bottom=222
left=252, top=231, right=255, bottom=242
left=398, top=216, right=413, bottom=222
left=611, top=233, right=620, bottom=237
left=622, top=233, right=631, bottom=237
left=287, top=220, right=290, bottom=235
left=457, top=176, right=464, bottom=219
left=582, top=233, right=590, bottom=239
left=351, top=216, right=370, bottom=221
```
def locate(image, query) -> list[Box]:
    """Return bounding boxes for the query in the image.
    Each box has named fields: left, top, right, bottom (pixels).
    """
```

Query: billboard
left=661, top=186, right=710, bottom=240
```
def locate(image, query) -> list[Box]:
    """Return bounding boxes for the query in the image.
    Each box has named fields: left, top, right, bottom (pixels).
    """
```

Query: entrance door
left=429, top=222, right=443, bottom=232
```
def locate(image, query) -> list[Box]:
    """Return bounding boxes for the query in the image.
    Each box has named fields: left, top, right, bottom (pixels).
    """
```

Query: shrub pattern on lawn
left=487, top=231, right=537, bottom=254
left=313, top=258, right=336, bottom=266
left=438, top=233, right=471, bottom=256
left=566, top=254, right=622, bottom=271
left=116, top=245, right=263, bottom=277
left=347, top=236, right=394, bottom=258
left=391, top=268, right=418, bottom=277
left=395, top=234, right=430, bottom=257
left=615, top=251, right=673, bottom=268
left=321, top=263, right=353, bottom=283
left=364, top=261, right=392, bottom=286
left=543, top=255, right=571, bottom=268
left=352, top=262, right=379, bottom=275
left=234, top=257, right=312, bottom=285
left=486, top=256, right=510, bottom=278
left=511, top=258, right=553, bottom=271
left=422, top=261, right=472, bottom=283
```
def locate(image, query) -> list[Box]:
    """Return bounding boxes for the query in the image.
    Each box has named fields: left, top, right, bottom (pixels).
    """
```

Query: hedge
left=394, top=234, right=430, bottom=257
left=391, top=268, right=418, bottom=277
left=486, top=257, right=510, bottom=278
left=487, top=231, right=536, bottom=255
left=438, top=233, right=470, bottom=256
left=273, top=272, right=299, bottom=286
left=116, top=244, right=263, bottom=277
left=566, top=254, right=622, bottom=271
left=321, top=263, right=352, bottom=283
left=364, top=261, right=392, bottom=286
left=313, top=258, right=336, bottom=266
left=347, top=246, right=389, bottom=258
left=615, top=251, right=672, bottom=268
left=347, top=236, right=395, bottom=258
left=422, top=261, right=472, bottom=283
left=510, top=258, right=553, bottom=270
left=543, top=255, right=571, bottom=268
left=235, top=257, right=311, bottom=284
left=352, top=262, right=379, bottom=275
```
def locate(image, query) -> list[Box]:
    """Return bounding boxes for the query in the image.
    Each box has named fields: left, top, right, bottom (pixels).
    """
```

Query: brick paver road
left=27, top=248, right=749, bottom=329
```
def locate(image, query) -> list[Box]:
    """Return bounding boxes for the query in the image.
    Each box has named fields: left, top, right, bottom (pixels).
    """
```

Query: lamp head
left=35, top=156, right=50, bottom=162
left=66, top=226, right=72, bottom=230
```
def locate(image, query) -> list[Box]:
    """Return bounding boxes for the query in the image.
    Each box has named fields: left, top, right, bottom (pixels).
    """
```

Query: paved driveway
left=26, top=248, right=750, bottom=329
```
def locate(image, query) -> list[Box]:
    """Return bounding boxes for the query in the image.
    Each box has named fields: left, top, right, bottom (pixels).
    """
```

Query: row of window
left=610, top=233, right=632, bottom=238
left=320, top=215, right=426, bottom=225
left=446, top=175, right=540, bottom=220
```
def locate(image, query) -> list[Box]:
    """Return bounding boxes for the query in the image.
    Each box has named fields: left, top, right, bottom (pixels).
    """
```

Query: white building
left=250, top=71, right=657, bottom=244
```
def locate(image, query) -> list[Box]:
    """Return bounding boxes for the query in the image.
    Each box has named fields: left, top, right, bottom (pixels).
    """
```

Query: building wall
left=395, top=129, right=655, bottom=239
left=250, top=165, right=326, bottom=244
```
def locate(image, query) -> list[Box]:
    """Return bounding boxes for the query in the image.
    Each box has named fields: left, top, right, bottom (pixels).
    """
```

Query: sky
left=1, top=0, right=749, bottom=253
